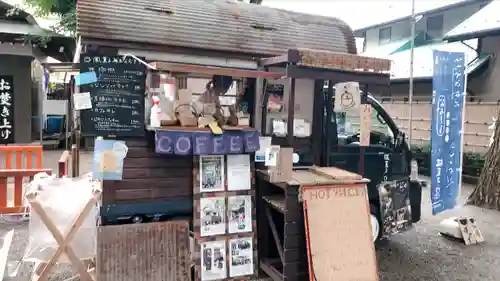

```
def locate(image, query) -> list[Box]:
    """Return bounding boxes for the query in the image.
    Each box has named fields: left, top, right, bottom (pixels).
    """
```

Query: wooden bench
left=0, top=169, right=52, bottom=214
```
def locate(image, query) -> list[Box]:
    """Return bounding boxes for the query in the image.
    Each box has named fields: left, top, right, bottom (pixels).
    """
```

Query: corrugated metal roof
left=0, top=19, right=49, bottom=36
left=360, top=39, right=410, bottom=58
left=445, top=0, right=500, bottom=41
left=77, top=0, right=357, bottom=56
left=388, top=39, right=485, bottom=80
left=353, top=0, right=484, bottom=33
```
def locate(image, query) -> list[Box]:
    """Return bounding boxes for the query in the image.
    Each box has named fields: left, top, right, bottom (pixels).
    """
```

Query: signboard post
left=431, top=50, right=466, bottom=214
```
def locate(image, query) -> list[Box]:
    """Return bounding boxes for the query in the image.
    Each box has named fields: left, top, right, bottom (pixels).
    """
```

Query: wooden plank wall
left=102, top=136, right=193, bottom=205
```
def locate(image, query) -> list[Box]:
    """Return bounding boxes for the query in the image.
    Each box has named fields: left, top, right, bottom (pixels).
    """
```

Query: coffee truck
left=252, top=49, right=423, bottom=242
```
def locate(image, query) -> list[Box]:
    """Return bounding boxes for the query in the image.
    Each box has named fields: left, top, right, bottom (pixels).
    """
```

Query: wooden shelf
left=263, top=195, right=286, bottom=214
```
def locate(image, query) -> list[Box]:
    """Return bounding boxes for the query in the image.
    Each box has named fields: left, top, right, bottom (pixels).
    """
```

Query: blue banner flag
left=431, top=50, right=466, bottom=215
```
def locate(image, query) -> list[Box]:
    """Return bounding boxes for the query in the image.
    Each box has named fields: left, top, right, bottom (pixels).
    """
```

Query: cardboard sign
left=458, top=217, right=484, bottom=245
left=359, top=104, right=372, bottom=146
left=334, top=82, right=361, bottom=112
left=302, top=184, right=378, bottom=281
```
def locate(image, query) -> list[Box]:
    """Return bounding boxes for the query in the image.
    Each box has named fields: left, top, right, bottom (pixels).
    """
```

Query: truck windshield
left=335, top=110, right=394, bottom=140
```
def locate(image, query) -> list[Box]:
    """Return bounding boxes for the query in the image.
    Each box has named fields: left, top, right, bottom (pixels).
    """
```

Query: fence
left=0, top=146, right=45, bottom=214
left=380, top=100, right=500, bottom=153
left=378, top=99, right=497, bottom=183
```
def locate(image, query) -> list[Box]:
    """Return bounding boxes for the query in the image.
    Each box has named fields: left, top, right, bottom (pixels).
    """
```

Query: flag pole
left=408, top=0, right=416, bottom=147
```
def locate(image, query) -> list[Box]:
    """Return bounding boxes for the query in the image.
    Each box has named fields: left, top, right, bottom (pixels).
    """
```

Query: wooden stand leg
left=0, top=229, right=14, bottom=281
left=26, top=190, right=101, bottom=281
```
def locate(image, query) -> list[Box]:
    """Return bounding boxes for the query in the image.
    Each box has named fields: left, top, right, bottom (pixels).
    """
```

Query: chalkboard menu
left=79, top=54, right=146, bottom=137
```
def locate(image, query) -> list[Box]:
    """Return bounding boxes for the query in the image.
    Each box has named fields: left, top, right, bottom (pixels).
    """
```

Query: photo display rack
left=193, top=154, right=258, bottom=281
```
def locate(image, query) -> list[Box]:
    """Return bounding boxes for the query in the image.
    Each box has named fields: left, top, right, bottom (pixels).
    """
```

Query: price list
left=79, top=54, right=146, bottom=137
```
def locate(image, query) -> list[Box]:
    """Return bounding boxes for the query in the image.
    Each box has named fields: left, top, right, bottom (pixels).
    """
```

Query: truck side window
left=335, top=104, right=394, bottom=146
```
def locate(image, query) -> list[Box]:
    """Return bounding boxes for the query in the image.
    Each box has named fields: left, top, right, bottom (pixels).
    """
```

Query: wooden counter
left=255, top=167, right=370, bottom=281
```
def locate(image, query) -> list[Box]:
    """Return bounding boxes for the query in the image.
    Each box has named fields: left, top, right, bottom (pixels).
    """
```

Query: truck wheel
left=132, top=215, right=143, bottom=224
left=370, top=213, right=380, bottom=242
left=370, top=203, right=382, bottom=242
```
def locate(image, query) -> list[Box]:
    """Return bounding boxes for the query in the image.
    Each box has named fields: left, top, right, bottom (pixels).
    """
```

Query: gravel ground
left=1, top=150, right=500, bottom=281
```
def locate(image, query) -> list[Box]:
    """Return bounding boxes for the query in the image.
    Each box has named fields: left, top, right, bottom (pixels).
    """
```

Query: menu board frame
left=79, top=52, right=146, bottom=137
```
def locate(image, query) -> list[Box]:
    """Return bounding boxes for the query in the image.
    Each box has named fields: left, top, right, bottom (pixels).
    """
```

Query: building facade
left=0, top=0, right=73, bottom=143
left=354, top=0, right=492, bottom=100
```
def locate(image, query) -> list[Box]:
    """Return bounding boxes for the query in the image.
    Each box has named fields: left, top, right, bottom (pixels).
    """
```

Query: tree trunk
left=467, top=110, right=500, bottom=209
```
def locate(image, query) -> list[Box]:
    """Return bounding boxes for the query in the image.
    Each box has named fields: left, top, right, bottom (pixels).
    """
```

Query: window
left=360, top=31, right=367, bottom=52
left=335, top=105, right=394, bottom=147
left=378, top=27, right=392, bottom=44
left=426, top=14, right=444, bottom=40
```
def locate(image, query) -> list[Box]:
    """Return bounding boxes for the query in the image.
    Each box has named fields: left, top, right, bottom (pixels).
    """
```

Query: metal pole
left=408, top=0, right=416, bottom=147
left=457, top=55, right=468, bottom=204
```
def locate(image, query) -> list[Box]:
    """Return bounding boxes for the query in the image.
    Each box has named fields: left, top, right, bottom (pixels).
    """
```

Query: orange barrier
left=0, top=146, right=45, bottom=214
left=0, top=145, right=43, bottom=169
left=0, top=169, right=52, bottom=214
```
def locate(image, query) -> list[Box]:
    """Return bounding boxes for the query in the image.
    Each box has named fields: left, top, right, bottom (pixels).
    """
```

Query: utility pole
left=408, top=0, right=416, bottom=146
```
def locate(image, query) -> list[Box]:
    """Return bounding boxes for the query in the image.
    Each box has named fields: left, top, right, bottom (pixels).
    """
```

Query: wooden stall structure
left=258, top=48, right=392, bottom=165
left=256, top=49, right=394, bottom=281
left=76, top=43, right=285, bottom=280
left=147, top=62, right=284, bottom=281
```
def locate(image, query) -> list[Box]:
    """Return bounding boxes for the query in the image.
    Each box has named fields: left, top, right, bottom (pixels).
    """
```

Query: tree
left=23, top=0, right=76, bottom=36
left=467, top=110, right=500, bottom=210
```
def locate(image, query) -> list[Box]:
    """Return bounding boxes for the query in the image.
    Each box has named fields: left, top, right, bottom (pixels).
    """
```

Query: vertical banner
left=0, top=76, right=14, bottom=144
left=431, top=50, right=466, bottom=215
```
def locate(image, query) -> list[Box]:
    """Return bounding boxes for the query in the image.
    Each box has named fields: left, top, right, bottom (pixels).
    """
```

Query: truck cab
left=325, top=90, right=422, bottom=241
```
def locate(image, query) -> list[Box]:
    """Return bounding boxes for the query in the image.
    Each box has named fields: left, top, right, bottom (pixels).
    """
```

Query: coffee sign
left=155, top=130, right=260, bottom=155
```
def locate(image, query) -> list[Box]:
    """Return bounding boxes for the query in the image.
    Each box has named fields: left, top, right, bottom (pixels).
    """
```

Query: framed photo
left=201, top=240, right=227, bottom=281
left=200, top=197, right=226, bottom=237
left=200, top=155, right=225, bottom=192
left=229, top=237, right=254, bottom=277
left=227, top=196, right=252, bottom=233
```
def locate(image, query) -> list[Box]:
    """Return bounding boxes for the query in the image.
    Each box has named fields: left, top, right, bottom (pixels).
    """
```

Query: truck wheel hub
left=370, top=214, right=379, bottom=242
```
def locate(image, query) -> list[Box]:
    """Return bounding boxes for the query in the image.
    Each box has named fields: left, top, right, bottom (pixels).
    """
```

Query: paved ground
left=1, top=150, right=500, bottom=281
left=377, top=178, right=500, bottom=281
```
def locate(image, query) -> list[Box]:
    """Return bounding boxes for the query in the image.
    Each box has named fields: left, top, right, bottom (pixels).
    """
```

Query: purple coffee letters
left=155, top=129, right=260, bottom=155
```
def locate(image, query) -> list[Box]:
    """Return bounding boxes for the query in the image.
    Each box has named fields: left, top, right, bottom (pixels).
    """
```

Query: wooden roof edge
left=150, top=61, right=284, bottom=79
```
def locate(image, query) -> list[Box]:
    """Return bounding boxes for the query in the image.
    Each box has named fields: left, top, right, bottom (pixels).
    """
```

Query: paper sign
left=92, top=139, right=128, bottom=180
left=255, top=137, right=271, bottom=162
left=359, top=104, right=372, bottom=146
left=73, top=92, right=92, bottom=110
left=334, top=82, right=360, bottom=112
left=75, top=71, right=97, bottom=86
left=265, top=146, right=280, bottom=166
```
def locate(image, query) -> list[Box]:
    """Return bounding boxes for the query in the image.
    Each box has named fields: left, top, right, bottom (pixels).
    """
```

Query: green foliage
left=21, top=0, right=76, bottom=36
left=24, top=0, right=75, bottom=16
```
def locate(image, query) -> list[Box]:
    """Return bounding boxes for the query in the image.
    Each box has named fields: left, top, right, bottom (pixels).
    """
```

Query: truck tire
left=409, top=181, right=422, bottom=222
left=370, top=203, right=382, bottom=242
